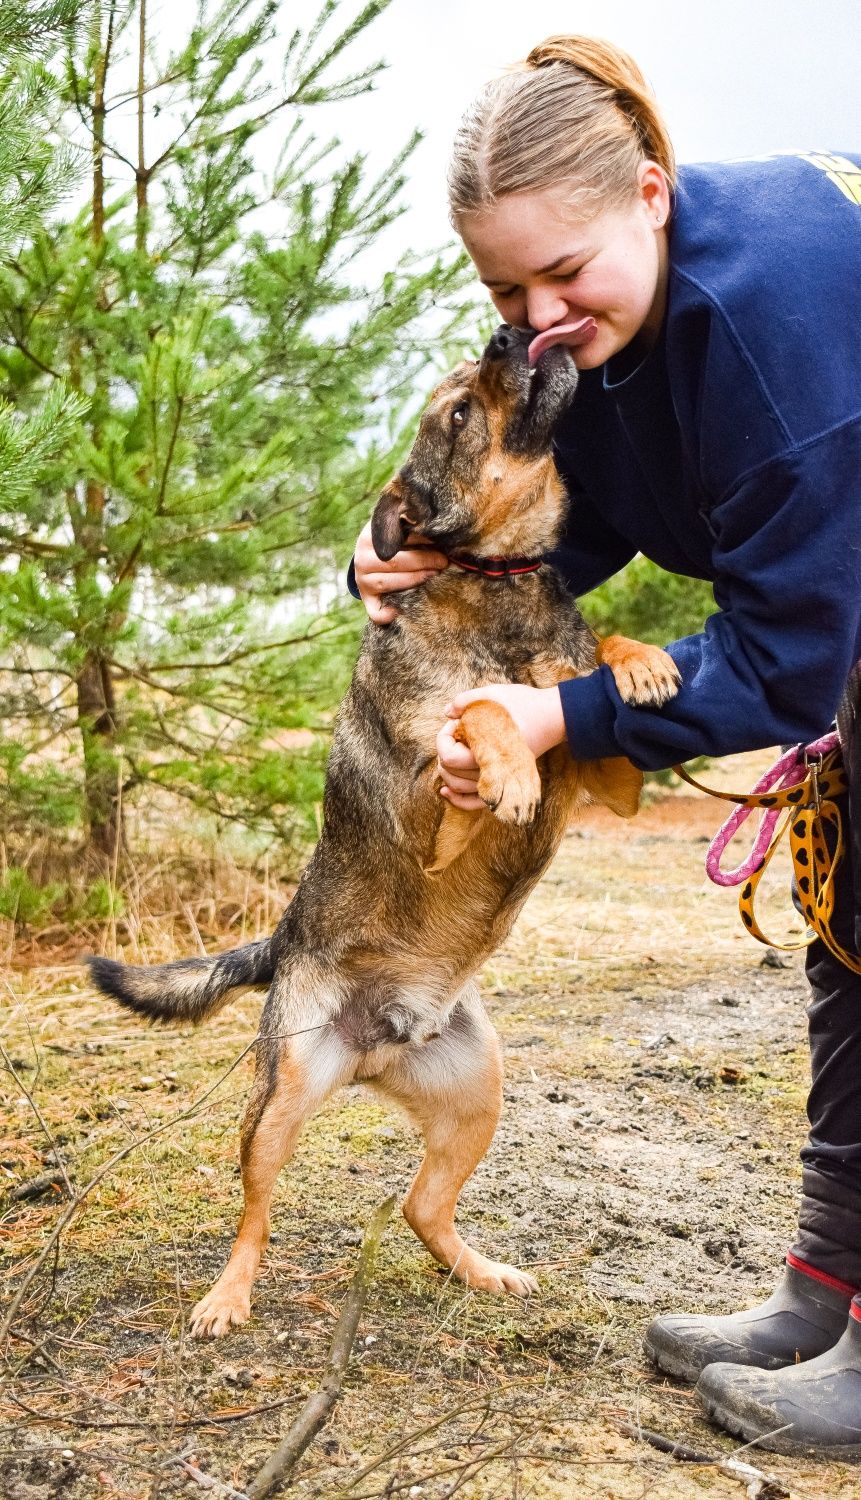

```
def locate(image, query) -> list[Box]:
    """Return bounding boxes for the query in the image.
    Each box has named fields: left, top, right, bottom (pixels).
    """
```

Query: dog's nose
left=486, top=324, right=526, bottom=360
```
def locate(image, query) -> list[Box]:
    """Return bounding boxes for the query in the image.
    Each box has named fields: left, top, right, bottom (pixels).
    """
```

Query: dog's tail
left=87, top=939, right=275, bottom=1025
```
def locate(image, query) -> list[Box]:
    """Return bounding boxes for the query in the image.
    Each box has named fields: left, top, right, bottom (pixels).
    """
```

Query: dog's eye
left=451, top=403, right=469, bottom=429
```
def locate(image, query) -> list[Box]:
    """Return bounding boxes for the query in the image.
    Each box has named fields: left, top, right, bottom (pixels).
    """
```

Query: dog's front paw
left=600, top=639, right=681, bottom=708
left=478, top=757, right=541, bottom=824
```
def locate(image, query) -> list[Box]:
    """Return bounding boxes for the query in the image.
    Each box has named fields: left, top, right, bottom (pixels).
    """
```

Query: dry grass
left=0, top=753, right=855, bottom=1499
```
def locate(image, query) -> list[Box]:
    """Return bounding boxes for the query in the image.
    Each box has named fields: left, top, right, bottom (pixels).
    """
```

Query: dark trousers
left=792, top=665, right=861, bottom=1284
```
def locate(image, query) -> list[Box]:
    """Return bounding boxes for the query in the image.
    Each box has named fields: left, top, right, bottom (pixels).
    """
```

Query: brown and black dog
left=90, top=325, right=679, bottom=1337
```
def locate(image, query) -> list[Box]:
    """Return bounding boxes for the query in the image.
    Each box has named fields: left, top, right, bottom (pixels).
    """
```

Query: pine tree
left=0, top=3, right=89, bottom=531
left=0, top=0, right=468, bottom=866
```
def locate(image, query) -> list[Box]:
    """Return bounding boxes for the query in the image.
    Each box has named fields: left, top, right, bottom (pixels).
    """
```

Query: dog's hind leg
left=190, top=1016, right=352, bottom=1338
left=375, top=987, right=537, bottom=1297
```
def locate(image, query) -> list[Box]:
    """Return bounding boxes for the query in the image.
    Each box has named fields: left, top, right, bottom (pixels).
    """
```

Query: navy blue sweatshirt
left=553, top=151, right=861, bottom=770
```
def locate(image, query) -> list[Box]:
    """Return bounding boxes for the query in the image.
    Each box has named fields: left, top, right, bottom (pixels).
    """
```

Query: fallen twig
left=175, top=1458, right=250, bottom=1498
left=344, top=1396, right=493, bottom=1492
left=7, top=1169, right=71, bottom=1204
left=4, top=1386, right=303, bottom=1431
left=619, top=1421, right=790, bottom=1497
left=246, top=1194, right=396, bottom=1500
left=0, top=1032, right=74, bottom=1200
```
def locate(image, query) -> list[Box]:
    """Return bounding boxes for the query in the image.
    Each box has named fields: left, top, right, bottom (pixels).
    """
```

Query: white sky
left=129, top=0, right=860, bottom=276
left=311, top=0, right=861, bottom=263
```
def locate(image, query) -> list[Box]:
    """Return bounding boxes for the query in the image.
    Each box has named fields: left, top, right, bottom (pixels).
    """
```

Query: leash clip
left=804, top=749, right=823, bottom=813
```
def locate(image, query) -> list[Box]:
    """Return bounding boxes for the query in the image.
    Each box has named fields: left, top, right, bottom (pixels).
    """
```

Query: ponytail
left=525, top=36, right=675, bottom=184
left=449, top=34, right=676, bottom=219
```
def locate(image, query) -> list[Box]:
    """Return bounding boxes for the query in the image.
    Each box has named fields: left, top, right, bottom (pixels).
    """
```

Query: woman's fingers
left=437, top=767, right=481, bottom=794
left=436, top=722, right=479, bottom=775
left=363, top=567, right=441, bottom=595
left=361, top=567, right=442, bottom=625
left=436, top=719, right=481, bottom=803
left=355, top=520, right=446, bottom=577
left=354, top=522, right=449, bottom=622
left=398, top=528, right=448, bottom=565
left=364, top=594, right=398, bottom=625
left=440, top=787, right=486, bottom=811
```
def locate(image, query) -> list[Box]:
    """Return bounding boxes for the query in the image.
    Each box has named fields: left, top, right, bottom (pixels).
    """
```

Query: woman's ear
left=638, top=160, right=671, bottom=229
left=370, top=476, right=417, bottom=561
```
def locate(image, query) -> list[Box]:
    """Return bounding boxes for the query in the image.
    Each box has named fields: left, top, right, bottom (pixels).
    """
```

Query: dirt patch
left=1, top=755, right=854, bottom=1498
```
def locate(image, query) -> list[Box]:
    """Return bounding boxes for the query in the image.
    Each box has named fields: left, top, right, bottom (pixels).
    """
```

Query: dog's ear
left=371, top=476, right=417, bottom=561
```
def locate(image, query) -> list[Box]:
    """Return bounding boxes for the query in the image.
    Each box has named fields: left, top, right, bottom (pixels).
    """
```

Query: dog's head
left=371, top=326, right=579, bottom=562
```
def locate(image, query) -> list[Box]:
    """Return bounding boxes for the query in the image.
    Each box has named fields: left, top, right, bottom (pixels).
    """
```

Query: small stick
left=175, top=1459, right=249, bottom=1498
left=7, top=1169, right=71, bottom=1204
left=619, top=1422, right=790, bottom=1495
left=246, top=1194, right=396, bottom=1500
left=6, top=1386, right=302, bottom=1432
left=0, top=1035, right=74, bottom=1199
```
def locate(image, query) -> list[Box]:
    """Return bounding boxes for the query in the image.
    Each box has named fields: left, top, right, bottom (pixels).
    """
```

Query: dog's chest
left=377, top=577, right=590, bottom=689
left=350, top=575, right=595, bottom=768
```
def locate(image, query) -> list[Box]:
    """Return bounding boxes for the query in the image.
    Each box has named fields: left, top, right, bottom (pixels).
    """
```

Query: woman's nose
left=526, top=287, right=574, bottom=331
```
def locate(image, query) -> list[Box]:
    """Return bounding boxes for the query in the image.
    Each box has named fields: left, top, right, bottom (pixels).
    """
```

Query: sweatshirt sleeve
left=560, top=417, right=861, bottom=770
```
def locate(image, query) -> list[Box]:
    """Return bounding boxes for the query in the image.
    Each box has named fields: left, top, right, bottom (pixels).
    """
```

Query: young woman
left=353, top=37, right=861, bottom=1455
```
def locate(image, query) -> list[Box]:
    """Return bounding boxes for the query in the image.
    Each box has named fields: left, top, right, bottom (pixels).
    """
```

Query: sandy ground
left=2, top=753, right=859, bottom=1499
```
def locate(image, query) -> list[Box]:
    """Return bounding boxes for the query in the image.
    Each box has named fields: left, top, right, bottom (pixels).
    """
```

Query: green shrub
left=582, top=556, right=715, bottom=646
left=0, top=866, right=66, bottom=926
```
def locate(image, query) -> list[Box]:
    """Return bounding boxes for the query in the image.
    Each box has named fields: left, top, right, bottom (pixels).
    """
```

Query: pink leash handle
left=704, top=732, right=840, bottom=887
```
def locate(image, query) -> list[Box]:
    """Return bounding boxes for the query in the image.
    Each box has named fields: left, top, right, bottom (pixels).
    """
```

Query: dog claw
left=189, top=1285, right=251, bottom=1339
left=611, top=650, right=681, bottom=708
left=495, top=1266, right=540, bottom=1297
left=457, top=1258, right=539, bottom=1297
left=600, top=641, right=681, bottom=709
left=478, top=762, right=542, bottom=825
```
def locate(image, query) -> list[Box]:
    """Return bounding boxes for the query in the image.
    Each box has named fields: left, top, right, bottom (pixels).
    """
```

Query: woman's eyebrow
left=481, top=248, right=588, bottom=287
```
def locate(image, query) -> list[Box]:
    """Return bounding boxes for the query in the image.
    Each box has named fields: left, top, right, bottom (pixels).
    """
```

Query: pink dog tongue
left=527, top=317, right=597, bottom=367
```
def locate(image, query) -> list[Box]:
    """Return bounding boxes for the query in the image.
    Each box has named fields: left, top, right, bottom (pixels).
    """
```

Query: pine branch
left=0, top=319, right=64, bottom=380
left=109, top=614, right=349, bottom=678
left=289, top=0, right=391, bottom=103
left=0, top=0, right=477, bottom=855
left=0, top=1, right=82, bottom=56
left=0, top=536, right=72, bottom=560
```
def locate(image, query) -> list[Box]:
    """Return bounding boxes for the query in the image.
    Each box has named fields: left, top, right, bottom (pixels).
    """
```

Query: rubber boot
left=696, top=1296, right=861, bottom=1458
left=643, top=1255, right=854, bottom=1383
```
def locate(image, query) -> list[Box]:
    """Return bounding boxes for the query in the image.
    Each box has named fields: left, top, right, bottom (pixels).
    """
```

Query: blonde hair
left=448, top=35, right=675, bottom=222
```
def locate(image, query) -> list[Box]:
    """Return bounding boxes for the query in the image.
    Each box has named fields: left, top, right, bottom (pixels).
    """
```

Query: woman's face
left=458, top=164, right=671, bottom=370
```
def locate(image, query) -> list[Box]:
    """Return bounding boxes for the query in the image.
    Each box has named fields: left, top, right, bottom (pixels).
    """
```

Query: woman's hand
left=354, top=519, right=448, bottom=624
left=436, top=684, right=567, bottom=811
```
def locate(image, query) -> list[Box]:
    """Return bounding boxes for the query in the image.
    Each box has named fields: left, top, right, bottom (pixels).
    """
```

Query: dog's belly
left=344, top=986, right=487, bottom=1086
left=335, top=978, right=464, bottom=1076
left=428, top=798, right=570, bottom=938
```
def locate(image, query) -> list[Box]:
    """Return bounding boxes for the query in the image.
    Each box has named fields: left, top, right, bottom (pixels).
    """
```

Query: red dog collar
left=449, top=553, right=544, bottom=579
